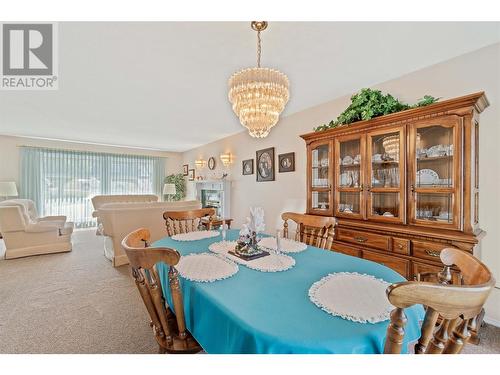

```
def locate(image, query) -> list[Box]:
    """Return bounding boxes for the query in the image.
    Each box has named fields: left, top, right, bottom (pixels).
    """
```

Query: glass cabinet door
left=334, top=135, right=365, bottom=219
left=366, top=126, right=405, bottom=223
left=309, top=140, right=333, bottom=215
left=409, top=116, right=461, bottom=229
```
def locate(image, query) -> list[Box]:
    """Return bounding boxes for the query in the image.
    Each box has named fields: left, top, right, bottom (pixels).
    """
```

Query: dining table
left=154, top=229, right=425, bottom=354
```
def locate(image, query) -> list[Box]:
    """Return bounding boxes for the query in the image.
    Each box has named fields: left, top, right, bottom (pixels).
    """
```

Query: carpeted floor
left=0, top=229, right=157, bottom=354
left=0, top=229, right=498, bottom=354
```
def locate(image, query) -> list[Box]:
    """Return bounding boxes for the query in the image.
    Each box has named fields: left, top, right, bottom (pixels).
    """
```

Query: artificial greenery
left=164, top=173, right=186, bottom=201
left=314, top=89, right=439, bottom=132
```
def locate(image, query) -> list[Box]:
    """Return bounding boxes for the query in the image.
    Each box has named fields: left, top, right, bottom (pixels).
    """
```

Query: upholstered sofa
left=97, top=200, right=201, bottom=266
left=91, top=194, right=159, bottom=234
left=0, top=199, right=74, bottom=259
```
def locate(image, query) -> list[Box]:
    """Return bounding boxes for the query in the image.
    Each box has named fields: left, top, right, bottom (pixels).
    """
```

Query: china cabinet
left=302, top=92, right=488, bottom=278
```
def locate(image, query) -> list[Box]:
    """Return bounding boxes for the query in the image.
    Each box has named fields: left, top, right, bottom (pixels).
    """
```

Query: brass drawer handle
left=354, top=236, right=367, bottom=243
left=425, top=249, right=441, bottom=257
left=397, top=244, right=404, bottom=249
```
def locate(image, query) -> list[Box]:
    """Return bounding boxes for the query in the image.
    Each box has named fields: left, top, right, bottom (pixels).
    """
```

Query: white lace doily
left=209, top=241, right=295, bottom=272
left=257, top=237, right=307, bottom=253
left=176, top=253, right=238, bottom=282
left=308, top=272, right=394, bottom=324
left=171, top=230, right=220, bottom=241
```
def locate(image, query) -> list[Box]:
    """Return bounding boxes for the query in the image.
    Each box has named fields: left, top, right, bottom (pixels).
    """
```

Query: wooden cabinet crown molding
left=300, top=92, right=489, bottom=144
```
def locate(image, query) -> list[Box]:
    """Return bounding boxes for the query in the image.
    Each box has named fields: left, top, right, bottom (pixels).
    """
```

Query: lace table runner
left=257, top=237, right=307, bottom=253
left=209, top=241, right=295, bottom=272
left=176, top=253, right=239, bottom=282
left=171, top=230, right=220, bottom=242
left=308, top=272, right=394, bottom=324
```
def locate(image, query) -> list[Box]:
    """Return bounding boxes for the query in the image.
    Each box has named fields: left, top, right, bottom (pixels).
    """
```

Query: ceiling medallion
left=228, top=21, right=290, bottom=138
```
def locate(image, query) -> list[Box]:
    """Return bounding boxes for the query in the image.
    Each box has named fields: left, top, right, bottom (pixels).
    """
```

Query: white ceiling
left=1, top=22, right=499, bottom=152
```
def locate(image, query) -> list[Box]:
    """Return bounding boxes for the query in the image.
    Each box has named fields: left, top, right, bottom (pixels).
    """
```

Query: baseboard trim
left=484, top=316, right=500, bottom=328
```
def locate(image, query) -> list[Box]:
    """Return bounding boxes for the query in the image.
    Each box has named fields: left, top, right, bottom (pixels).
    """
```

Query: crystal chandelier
left=228, top=21, right=290, bottom=138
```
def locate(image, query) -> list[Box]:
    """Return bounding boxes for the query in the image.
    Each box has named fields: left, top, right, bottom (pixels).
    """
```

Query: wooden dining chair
left=281, top=212, right=336, bottom=250
left=384, top=248, right=494, bottom=354
left=121, top=228, right=201, bottom=354
left=163, top=208, right=216, bottom=236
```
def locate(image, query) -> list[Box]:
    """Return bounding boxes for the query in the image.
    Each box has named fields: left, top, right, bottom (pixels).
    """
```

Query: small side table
left=201, top=218, right=233, bottom=230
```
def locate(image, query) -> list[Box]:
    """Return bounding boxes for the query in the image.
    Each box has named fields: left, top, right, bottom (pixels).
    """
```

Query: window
left=20, top=147, right=166, bottom=228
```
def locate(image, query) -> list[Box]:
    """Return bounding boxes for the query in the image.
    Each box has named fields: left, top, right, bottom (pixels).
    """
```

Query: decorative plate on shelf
left=426, top=145, right=446, bottom=158
left=416, top=168, right=439, bottom=185
left=342, top=155, right=353, bottom=166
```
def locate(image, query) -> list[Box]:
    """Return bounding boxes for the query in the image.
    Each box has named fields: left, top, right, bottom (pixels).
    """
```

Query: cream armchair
left=0, top=199, right=73, bottom=259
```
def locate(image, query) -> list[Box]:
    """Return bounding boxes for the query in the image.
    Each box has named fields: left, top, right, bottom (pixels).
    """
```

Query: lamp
left=220, top=153, right=232, bottom=167
left=228, top=21, right=290, bottom=138
left=163, top=183, right=177, bottom=201
left=0, top=182, right=18, bottom=200
left=195, top=159, right=206, bottom=169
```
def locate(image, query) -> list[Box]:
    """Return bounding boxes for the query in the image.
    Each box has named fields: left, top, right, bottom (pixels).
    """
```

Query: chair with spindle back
left=163, top=208, right=216, bottom=237
left=384, top=248, right=494, bottom=354
left=281, top=212, right=336, bottom=250
left=121, top=228, right=201, bottom=354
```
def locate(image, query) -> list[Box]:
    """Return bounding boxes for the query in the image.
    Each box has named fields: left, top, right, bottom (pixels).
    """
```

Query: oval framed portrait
left=256, top=147, right=275, bottom=182
left=278, top=152, right=295, bottom=173
left=208, top=157, right=216, bottom=170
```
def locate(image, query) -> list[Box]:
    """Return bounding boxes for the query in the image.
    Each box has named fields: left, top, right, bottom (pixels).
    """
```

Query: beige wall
left=0, top=134, right=184, bottom=188
left=182, top=43, right=500, bottom=323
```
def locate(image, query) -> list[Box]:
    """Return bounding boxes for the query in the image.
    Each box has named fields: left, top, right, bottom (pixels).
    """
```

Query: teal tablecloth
left=154, top=230, right=424, bottom=354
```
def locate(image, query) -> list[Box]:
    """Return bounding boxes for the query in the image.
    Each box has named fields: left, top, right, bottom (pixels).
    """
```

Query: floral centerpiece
left=235, top=207, right=266, bottom=256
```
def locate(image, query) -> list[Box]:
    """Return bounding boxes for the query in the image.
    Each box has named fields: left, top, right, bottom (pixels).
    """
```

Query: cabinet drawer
left=393, top=238, right=410, bottom=255
left=332, top=243, right=361, bottom=258
left=412, top=261, right=461, bottom=284
left=362, top=250, right=410, bottom=278
left=337, top=228, right=390, bottom=251
left=412, top=240, right=449, bottom=262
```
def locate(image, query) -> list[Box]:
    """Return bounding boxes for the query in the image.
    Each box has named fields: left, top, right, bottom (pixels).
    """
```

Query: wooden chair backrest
left=163, top=208, right=216, bottom=236
left=121, top=228, right=190, bottom=351
left=384, top=248, right=495, bottom=354
left=281, top=212, right=336, bottom=250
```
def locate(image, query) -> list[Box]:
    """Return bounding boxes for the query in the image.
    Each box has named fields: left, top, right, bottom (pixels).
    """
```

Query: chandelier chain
left=257, top=30, right=261, bottom=68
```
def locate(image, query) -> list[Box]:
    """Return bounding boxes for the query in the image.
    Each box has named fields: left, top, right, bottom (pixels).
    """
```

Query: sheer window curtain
left=20, top=147, right=166, bottom=228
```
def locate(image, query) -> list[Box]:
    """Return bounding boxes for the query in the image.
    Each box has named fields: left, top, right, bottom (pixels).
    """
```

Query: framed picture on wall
left=242, top=159, right=254, bottom=175
left=208, top=157, right=216, bottom=170
left=183, top=164, right=189, bottom=176
left=278, top=152, right=295, bottom=173
left=188, top=169, right=195, bottom=181
left=256, top=147, right=275, bottom=182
